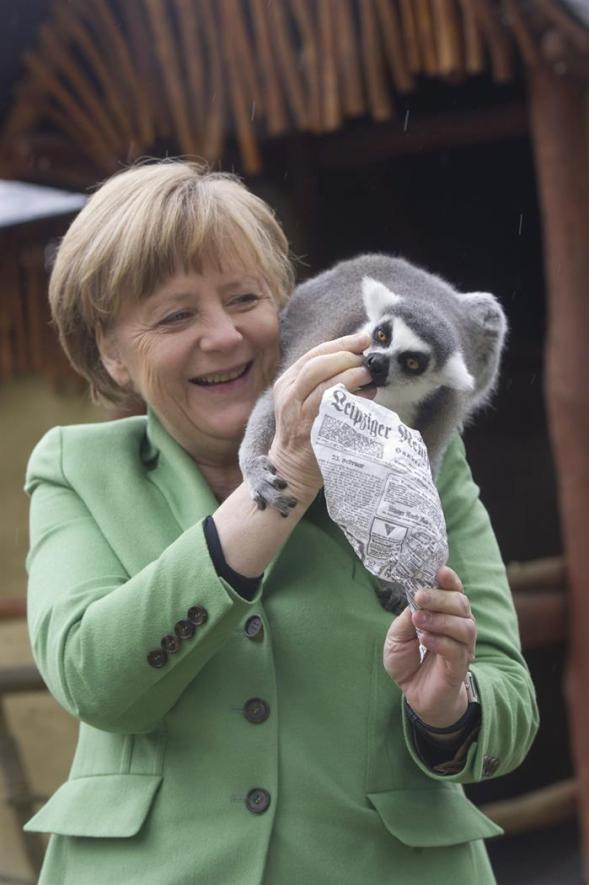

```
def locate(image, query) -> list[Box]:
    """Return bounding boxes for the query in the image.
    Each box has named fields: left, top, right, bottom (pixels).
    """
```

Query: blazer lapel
left=144, top=409, right=218, bottom=533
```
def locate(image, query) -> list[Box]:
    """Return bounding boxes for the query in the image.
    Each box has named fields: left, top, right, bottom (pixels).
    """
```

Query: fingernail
left=415, top=590, right=430, bottom=606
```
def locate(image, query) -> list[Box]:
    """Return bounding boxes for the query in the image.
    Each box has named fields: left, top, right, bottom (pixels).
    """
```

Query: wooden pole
left=84, top=0, right=154, bottom=148
left=290, top=0, right=322, bottom=133
left=335, top=0, right=365, bottom=118
left=220, top=0, right=262, bottom=173
left=145, top=0, right=195, bottom=155
left=318, top=0, right=341, bottom=131
left=267, top=0, right=309, bottom=129
left=459, top=0, right=484, bottom=74
left=375, top=0, right=415, bottom=93
left=528, top=64, right=589, bottom=877
left=251, top=0, right=288, bottom=136
left=359, top=0, right=394, bottom=122
left=200, top=0, right=226, bottom=161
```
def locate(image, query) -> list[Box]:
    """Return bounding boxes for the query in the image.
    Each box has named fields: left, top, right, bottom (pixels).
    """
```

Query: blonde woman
left=24, top=160, right=537, bottom=884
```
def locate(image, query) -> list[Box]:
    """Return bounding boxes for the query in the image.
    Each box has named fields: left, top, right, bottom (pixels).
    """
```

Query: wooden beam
left=507, top=555, right=566, bottom=593
left=0, top=667, right=46, bottom=695
left=316, top=102, right=528, bottom=168
left=0, top=596, right=27, bottom=621
left=527, top=64, right=589, bottom=878
left=513, top=591, right=567, bottom=648
left=482, top=778, right=577, bottom=835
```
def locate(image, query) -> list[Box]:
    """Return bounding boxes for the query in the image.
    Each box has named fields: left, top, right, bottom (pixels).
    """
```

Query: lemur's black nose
left=363, top=353, right=389, bottom=386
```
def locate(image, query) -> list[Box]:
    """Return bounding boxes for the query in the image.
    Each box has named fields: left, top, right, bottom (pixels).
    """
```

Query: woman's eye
left=230, top=292, right=260, bottom=307
left=159, top=310, right=192, bottom=326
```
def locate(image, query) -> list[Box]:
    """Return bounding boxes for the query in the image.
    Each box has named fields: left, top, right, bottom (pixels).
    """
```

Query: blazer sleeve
left=401, top=434, right=539, bottom=783
left=25, top=427, right=262, bottom=735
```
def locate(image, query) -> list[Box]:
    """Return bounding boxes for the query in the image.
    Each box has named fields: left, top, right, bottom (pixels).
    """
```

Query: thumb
left=385, top=605, right=416, bottom=647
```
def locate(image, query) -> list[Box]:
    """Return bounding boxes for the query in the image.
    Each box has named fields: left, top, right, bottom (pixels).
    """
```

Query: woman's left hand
left=383, top=566, right=477, bottom=729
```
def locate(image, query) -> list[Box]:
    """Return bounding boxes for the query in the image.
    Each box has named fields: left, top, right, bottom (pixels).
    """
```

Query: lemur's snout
left=363, top=352, right=389, bottom=386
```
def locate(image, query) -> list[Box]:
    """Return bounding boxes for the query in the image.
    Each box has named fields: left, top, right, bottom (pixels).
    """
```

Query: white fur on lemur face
left=361, top=276, right=474, bottom=426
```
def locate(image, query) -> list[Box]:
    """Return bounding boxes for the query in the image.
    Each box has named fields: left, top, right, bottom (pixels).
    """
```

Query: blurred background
left=1, top=1, right=588, bottom=882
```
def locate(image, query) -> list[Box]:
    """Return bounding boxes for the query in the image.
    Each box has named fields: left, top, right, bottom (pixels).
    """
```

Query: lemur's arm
left=238, top=387, right=298, bottom=516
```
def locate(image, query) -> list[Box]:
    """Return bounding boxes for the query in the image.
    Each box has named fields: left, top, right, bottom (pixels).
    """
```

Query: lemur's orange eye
left=375, top=328, right=387, bottom=343
left=405, top=357, right=420, bottom=371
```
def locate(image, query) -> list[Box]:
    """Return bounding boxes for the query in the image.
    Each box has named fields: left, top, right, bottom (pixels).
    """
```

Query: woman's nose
left=198, top=311, right=244, bottom=352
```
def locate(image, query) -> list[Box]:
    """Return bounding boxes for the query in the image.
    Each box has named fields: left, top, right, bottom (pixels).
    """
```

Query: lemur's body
left=240, top=254, right=507, bottom=606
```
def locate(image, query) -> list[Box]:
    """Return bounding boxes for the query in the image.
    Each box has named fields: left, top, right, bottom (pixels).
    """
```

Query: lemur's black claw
left=254, top=493, right=267, bottom=510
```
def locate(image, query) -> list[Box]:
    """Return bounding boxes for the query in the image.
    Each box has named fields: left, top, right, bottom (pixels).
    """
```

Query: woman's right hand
left=267, top=332, right=373, bottom=507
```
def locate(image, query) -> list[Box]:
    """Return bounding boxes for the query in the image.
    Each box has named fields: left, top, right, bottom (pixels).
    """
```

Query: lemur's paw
left=247, top=455, right=298, bottom=517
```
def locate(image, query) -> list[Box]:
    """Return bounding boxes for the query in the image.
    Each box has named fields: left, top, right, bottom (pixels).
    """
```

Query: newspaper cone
left=310, top=385, right=448, bottom=652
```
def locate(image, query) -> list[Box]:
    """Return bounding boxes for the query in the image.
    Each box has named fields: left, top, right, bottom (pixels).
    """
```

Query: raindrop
left=518, top=214, right=524, bottom=236
left=251, top=101, right=256, bottom=122
left=403, top=109, right=410, bottom=132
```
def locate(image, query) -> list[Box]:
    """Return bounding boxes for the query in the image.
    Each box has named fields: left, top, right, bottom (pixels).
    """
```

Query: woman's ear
left=96, top=327, right=131, bottom=388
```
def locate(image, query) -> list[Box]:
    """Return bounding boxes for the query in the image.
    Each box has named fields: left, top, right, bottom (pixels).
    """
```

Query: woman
left=24, top=160, right=537, bottom=884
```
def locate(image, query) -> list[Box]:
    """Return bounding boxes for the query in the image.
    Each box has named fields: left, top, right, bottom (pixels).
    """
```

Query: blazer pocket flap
left=368, top=788, right=503, bottom=847
left=24, top=773, right=162, bottom=838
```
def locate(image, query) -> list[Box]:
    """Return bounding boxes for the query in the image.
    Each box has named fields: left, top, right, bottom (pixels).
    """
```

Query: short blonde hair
left=49, top=160, right=295, bottom=405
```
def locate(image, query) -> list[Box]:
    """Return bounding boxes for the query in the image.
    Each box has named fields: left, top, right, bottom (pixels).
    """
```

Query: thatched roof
left=0, top=0, right=588, bottom=180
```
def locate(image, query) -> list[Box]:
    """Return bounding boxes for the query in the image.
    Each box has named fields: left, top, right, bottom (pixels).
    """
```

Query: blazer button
left=161, top=634, right=181, bottom=654
left=245, top=788, right=271, bottom=814
left=174, top=619, right=196, bottom=640
left=243, top=697, right=270, bottom=724
left=482, top=755, right=500, bottom=778
left=244, top=615, right=264, bottom=641
left=187, top=605, right=208, bottom=626
left=147, top=648, right=168, bottom=668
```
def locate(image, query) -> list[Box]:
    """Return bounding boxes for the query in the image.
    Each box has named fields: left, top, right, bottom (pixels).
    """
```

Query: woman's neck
left=196, top=459, right=244, bottom=502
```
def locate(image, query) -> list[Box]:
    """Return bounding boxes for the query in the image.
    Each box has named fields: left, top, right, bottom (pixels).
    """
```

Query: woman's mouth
left=189, top=361, right=253, bottom=387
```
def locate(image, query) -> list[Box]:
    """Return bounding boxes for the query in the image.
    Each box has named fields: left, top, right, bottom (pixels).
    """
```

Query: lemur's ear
left=361, top=276, right=401, bottom=322
left=441, top=352, right=475, bottom=392
left=460, top=291, right=508, bottom=343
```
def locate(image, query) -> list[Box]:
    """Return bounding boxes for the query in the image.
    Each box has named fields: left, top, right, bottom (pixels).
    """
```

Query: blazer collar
left=144, top=409, right=218, bottom=532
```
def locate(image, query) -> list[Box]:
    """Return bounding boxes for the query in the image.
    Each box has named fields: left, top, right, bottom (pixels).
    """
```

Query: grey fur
left=239, top=253, right=507, bottom=517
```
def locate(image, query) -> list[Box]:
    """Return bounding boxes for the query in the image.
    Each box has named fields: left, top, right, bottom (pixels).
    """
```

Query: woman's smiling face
left=99, top=262, right=280, bottom=461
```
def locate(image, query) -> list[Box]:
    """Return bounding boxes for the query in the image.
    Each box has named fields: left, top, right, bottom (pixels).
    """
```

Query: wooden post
left=528, top=65, right=589, bottom=875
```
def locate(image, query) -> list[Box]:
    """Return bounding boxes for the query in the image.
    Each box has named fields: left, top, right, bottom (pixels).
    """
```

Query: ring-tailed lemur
left=239, top=253, right=507, bottom=608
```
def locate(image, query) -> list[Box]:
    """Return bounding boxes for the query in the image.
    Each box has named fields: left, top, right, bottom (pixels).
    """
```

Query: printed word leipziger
left=330, top=389, right=393, bottom=440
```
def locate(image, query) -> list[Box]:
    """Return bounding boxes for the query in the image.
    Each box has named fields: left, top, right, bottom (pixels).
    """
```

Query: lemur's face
left=359, top=276, right=474, bottom=424
left=362, top=314, right=441, bottom=410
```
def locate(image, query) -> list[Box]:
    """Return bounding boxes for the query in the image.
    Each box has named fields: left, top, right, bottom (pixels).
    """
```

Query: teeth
left=192, top=364, right=249, bottom=385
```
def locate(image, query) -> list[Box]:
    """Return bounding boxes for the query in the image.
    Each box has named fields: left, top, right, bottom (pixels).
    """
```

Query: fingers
left=412, top=608, right=476, bottom=649
left=386, top=605, right=417, bottom=644
left=436, top=565, right=464, bottom=593
left=306, top=365, right=373, bottom=409
left=279, top=333, right=371, bottom=391
left=281, top=351, right=372, bottom=406
left=413, top=587, right=471, bottom=618
left=286, top=332, right=372, bottom=376
left=412, top=567, right=477, bottom=664
left=415, top=631, right=476, bottom=666
left=294, top=349, right=365, bottom=392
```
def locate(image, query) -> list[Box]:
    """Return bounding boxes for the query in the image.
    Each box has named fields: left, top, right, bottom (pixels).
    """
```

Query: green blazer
left=24, top=412, right=538, bottom=885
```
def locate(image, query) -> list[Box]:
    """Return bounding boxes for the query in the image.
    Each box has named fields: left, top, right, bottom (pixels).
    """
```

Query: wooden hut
left=0, top=1, right=588, bottom=880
